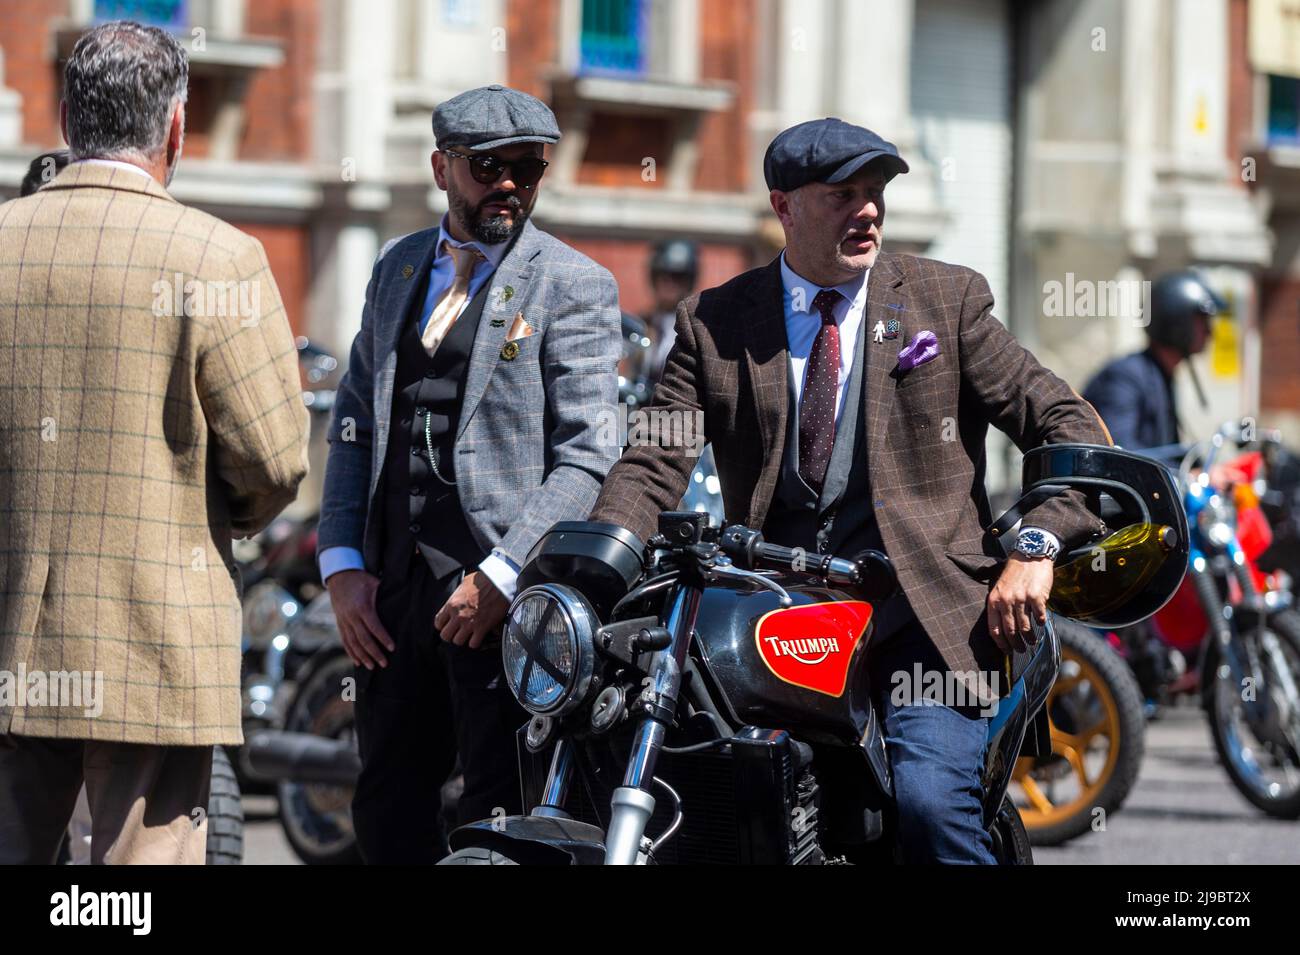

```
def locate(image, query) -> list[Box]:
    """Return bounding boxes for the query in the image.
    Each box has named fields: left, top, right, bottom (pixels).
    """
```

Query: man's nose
left=854, top=197, right=879, bottom=222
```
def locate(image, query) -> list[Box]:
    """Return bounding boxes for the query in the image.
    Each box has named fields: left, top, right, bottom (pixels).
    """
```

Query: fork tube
left=531, top=738, right=574, bottom=818
left=623, top=583, right=699, bottom=790
left=604, top=583, right=700, bottom=864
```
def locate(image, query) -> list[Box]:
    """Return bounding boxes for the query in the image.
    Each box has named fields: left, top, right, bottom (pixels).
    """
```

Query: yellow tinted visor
left=1048, top=523, right=1176, bottom=621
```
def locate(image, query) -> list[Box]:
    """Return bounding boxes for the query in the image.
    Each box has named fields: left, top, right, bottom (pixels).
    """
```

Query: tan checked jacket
left=591, top=252, right=1111, bottom=678
left=0, top=162, right=309, bottom=745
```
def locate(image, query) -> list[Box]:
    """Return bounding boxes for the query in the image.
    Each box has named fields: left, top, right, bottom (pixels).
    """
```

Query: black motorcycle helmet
left=1146, top=269, right=1227, bottom=355
left=989, top=444, right=1189, bottom=629
left=649, top=239, right=699, bottom=284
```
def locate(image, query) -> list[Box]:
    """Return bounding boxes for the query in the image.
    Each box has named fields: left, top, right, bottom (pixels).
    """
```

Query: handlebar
left=716, top=525, right=899, bottom=602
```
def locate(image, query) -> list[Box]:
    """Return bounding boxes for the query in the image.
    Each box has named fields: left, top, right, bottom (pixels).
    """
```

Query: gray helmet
left=649, top=239, right=698, bottom=283
left=1146, top=270, right=1227, bottom=354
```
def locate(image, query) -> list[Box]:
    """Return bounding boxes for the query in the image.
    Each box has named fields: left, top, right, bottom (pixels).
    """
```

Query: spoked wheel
left=1208, top=609, right=1300, bottom=818
left=1011, top=619, right=1146, bottom=845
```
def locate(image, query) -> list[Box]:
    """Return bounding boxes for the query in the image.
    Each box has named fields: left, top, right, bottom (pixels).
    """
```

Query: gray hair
left=63, top=20, right=189, bottom=163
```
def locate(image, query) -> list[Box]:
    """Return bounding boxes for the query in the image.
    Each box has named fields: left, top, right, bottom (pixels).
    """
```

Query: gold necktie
left=421, top=240, right=485, bottom=356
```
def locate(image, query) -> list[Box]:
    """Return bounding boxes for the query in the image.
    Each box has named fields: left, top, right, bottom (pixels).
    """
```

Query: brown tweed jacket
left=590, top=251, right=1111, bottom=678
left=0, top=162, right=310, bottom=745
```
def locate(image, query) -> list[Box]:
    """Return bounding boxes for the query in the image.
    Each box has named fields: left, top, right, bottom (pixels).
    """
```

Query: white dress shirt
left=319, top=216, right=521, bottom=598
left=779, top=252, right=869, bottom=423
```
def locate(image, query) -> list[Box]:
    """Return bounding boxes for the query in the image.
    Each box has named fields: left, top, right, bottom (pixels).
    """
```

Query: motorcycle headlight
left=502, top=584, right=597, bottom=716
left=1197, top=493, right=1236, bottom=548
left=242, top=582, right=300, bottom=651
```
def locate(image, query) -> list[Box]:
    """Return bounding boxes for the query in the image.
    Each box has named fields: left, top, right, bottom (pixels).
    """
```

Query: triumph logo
left=762, top=636, right=841, bottom=665
left=754, top=601, right=873, bottom=697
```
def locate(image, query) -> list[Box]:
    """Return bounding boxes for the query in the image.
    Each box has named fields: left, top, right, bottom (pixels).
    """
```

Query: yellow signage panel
left=1211, top=287, right=1239, bottom=379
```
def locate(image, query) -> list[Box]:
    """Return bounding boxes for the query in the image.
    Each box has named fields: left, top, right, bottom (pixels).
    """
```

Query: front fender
left=448, top=814, right=607, bottom=865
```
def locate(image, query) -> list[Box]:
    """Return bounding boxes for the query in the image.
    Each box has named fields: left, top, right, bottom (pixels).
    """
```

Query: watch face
left=1019, top=530, right=1046, bottom=554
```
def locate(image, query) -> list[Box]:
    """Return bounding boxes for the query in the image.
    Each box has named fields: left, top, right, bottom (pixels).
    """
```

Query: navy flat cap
left=433, top=85, right=561, bottom=150
left=763, top=118, right=908, bottom=192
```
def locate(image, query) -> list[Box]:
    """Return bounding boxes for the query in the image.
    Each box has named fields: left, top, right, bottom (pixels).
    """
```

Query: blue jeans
left=879, top=693, right=997, bottom=864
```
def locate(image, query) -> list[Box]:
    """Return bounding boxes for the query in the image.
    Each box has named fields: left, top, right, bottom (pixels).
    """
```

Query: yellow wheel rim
left=1010, top=646, right=1123, bottom=830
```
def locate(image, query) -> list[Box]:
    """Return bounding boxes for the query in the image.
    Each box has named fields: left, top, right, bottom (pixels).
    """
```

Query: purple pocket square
left=896, top=331, right=940, bottom=373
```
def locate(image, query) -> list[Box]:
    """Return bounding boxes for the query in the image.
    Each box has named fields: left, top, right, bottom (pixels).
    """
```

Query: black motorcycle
left=441, top=444, right=1187, bottom=865
left=440, top=513, right=1046, bottom=864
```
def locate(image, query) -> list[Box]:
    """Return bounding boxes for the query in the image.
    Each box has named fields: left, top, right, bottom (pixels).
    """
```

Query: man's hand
left=326, top=569, right=395, bottom=670
left=986, top=553, right=1054, bottom=654
left=435, top=570, right=510, bottom=650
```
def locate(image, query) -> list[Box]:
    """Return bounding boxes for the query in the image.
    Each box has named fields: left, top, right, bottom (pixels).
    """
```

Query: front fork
left=604, top=584, right=701, bottom=865
left=527, top=584, right=700, bottom=863
left=1193, top=556, right=1277, bottom=719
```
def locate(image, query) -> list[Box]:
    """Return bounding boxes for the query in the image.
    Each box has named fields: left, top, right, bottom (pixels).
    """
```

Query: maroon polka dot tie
left=798, top=288, right=843, bottom=495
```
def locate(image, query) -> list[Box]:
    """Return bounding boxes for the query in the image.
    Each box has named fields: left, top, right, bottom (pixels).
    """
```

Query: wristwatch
left=1015, top=527, right=1061, bottom=561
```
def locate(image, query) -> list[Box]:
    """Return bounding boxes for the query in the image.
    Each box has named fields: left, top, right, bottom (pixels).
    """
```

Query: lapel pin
left=884, top=317, right=901, bottom=340
left=872, top=320, right=886, bottom=343
left=490, top=318, right=505, bottom=328
left=401, top=264, right=414, bottom=279
left=500, top=340, right=520, bottom=361
left=502, top=285, right=514, bottom=303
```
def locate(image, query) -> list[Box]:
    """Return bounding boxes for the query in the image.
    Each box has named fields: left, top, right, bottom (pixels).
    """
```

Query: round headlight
left=502, top=584, right=597, bottom=716
left=1197, top=493, right=1236, bottom=547
left=242, top=582, right=300, bottom=650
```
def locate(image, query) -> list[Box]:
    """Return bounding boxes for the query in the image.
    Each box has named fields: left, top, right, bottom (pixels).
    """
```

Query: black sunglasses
left=443, top=150, right=549, bottom=189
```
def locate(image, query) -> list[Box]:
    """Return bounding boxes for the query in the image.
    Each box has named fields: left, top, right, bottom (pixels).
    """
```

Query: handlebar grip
left=718, top=525, right=833, bottom=574
left=756, top=541, right=834, bottom=575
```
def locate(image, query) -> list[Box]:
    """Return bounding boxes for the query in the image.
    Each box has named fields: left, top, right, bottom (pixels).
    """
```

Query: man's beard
left=450, top=190, right=529, bottom=245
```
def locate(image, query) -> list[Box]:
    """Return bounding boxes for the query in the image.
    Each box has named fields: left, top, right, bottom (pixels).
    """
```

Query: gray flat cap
left=432, top=85, right=561, bottom=150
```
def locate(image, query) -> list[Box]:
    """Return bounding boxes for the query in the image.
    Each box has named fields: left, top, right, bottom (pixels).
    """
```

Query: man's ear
left=166, top=102, right=184, bottom=163
left=60, top=100, right=69, bottom=148
left=769, top=189, right=794, bottom=228
left=431, top=150, right=449, bottom=190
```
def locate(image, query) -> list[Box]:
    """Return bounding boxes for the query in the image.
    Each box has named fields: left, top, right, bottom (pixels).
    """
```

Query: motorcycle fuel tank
left=690, top=572, right=877, bottom=746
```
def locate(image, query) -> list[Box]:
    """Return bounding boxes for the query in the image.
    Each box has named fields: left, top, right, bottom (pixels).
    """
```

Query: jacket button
left=400, top=416, right=411, bottom=427
left=409, top=485, right=421, bottom=496
left=410, top=446, right=421, bottom=456
left=424, top=370, right=436, bottom=379
left=409, top=523, right=421, bottom=534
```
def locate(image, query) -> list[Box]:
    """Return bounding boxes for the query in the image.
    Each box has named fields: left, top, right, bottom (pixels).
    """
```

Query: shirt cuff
left=479, top=550, right=520, bottom=602
left=319, top=546, right=366, bottom=583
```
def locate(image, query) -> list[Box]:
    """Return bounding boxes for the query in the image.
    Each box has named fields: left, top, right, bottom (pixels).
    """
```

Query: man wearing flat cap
left=591, top=117, right=1110, bottom=863
left=318, top=85, right=622, bottom=863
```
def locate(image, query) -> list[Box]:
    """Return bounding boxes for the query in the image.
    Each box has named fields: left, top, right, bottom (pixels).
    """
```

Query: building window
left=1267, top=74, right=1300, bottom=145
left=580, top=0, right=648, bottom=75
left=442, top=0, right=479, bottom=28
left=93, top=0, right=188, bottom=29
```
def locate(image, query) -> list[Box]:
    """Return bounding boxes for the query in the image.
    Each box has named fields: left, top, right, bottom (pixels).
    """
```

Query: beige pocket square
left=506, top=312, right=536, bottom=341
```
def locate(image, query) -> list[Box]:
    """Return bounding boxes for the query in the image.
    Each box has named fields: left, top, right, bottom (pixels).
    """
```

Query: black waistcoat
left=379, top=283, right=490, bottom=582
